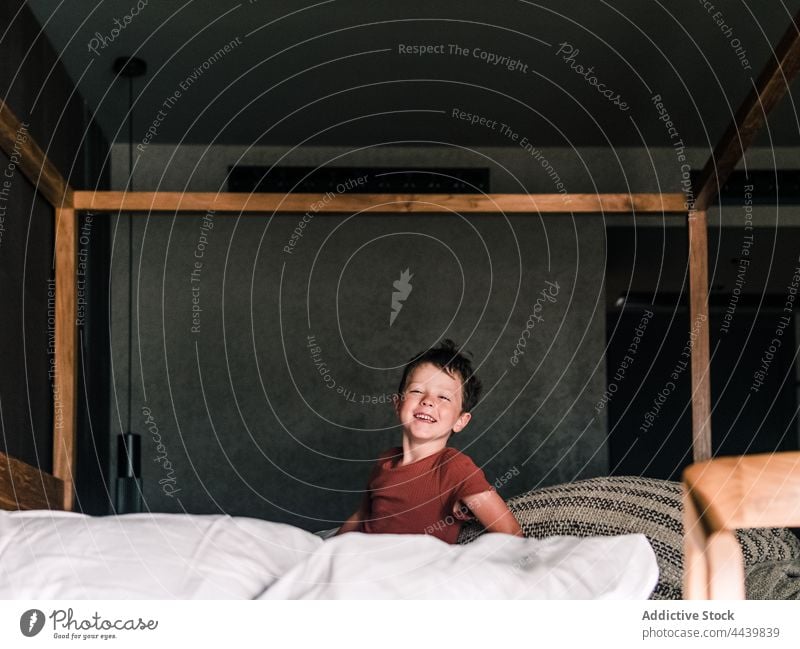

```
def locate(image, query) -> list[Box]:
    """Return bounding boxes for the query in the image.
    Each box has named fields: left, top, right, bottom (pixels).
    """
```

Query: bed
left=0, top=505, right=660, bottom=599
left=1, top=7, right=800, bottom=602
left=2, top=454, right=798, bottom=599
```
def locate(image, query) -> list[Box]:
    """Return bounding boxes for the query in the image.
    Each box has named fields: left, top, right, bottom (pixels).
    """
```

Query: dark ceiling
left=25, top=0, right=800, bottom=149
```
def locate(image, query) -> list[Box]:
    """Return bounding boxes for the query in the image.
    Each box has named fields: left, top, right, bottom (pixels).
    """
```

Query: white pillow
left=0, top=510, right=322, bottom=599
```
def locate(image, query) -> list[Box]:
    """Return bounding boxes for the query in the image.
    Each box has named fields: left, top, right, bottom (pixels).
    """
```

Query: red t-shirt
left=360, top=446, right=494, bottom=544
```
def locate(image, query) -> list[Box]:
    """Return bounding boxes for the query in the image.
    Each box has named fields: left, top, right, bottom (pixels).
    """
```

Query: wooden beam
left=688, top=209, right=712, bottom=462
left=53, top=207, right=77, bottom=511
left=0, top=451, right=64, bottom=511
left=0, top=100, right=73, bottom=208
left=73, top=191, right=688, bottom=214
left=693, top=10, right=800, bottom=211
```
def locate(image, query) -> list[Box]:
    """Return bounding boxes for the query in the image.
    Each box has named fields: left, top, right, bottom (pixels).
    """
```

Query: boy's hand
left=336, top=495, right=371, bottom=535
left=335, top=510, right=363, bottom=535
left=452, top=499, right=475, bottom=521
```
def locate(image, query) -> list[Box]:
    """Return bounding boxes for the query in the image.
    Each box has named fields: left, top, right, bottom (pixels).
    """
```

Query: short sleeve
left=442, top=452, right=494, bottom=511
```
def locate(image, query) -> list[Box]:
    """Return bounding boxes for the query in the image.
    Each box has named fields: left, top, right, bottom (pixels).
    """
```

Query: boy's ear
left=451, top=411, right=472, bottom=434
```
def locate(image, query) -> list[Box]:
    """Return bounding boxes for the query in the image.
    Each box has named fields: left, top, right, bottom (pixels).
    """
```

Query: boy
left=336, top=339, right=523, bottom=543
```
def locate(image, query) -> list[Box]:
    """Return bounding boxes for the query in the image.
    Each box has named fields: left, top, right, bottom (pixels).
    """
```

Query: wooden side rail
left=0, top=451, right=65, bottom=511
left=0, top=100, right=72, bottom=207
left=683, top=452, right=800, bottom=599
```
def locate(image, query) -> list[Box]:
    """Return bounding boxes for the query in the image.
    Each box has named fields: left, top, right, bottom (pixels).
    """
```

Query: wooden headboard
left=0, top=451, right=65, bottom=511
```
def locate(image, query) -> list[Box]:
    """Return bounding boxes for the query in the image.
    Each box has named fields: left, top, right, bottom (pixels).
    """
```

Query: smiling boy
left=336, top=339, right=523, bottom=543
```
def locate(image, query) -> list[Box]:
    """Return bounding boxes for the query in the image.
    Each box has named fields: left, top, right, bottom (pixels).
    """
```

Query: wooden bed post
left=688, top=10, right=800, bottom=462
left=53, top=207, right=77, bottom=511
left=687, top=209, right=712, bottom=462
left=681, top=483, right=709, bottom=598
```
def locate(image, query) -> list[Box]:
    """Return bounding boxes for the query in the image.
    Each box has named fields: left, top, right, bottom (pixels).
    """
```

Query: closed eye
left=439, top=395, right=450, bottom=401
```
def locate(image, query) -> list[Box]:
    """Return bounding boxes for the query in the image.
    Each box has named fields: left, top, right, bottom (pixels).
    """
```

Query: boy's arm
left=459, top=490, right=524, bottom=537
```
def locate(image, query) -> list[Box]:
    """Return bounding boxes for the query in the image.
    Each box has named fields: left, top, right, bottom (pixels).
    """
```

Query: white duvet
left=0, top=510, right=658, bottom=600
left=259, top=531, right=658, bottom=599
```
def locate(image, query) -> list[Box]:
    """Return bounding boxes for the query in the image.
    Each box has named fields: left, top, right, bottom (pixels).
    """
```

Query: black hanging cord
left=112, top=56, right=146, bottom=514
left=127, top=73, right=133, bottom=435
left=113, top=56, right=146, bottom=435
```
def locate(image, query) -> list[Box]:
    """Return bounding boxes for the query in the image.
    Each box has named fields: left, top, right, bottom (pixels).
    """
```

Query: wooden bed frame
left=683, top=452, right=800, bottom=599
left=1, top=9, right=799, bottom=600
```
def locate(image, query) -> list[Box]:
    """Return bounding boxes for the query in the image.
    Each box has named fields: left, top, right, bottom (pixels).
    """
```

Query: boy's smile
left=394, top=362, right=472, bottom=444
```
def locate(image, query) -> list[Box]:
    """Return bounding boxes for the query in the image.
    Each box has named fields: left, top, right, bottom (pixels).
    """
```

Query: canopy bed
left=1, top=8, right=800, bottom=601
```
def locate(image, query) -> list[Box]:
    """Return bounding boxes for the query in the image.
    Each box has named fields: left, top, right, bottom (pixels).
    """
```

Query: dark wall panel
left=0, top=150, right=54, bottom=471
left=112, top=212, right=607, bottom=529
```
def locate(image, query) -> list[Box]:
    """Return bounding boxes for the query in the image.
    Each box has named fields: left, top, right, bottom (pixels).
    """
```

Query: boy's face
left=393, top=363, right=472, bottom=442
